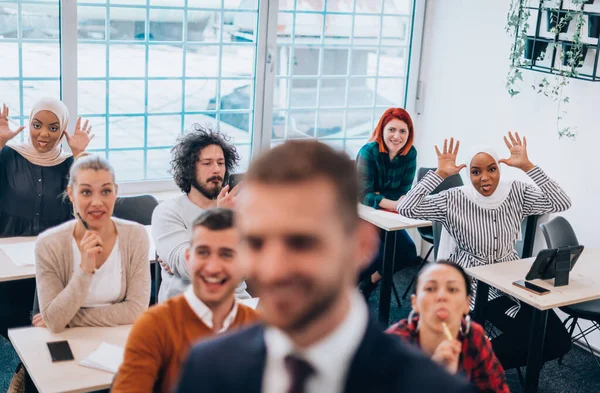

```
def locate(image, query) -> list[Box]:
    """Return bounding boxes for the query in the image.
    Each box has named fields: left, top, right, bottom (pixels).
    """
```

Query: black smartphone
left=229, top=173, right=244, bottom=189
left=512, top=280, right=550, bottom=296
left=47, top=340, right=75, bottom=362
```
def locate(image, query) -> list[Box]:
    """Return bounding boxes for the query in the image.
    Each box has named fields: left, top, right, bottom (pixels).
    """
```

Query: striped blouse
left=397, top=167, right=572, bottom=315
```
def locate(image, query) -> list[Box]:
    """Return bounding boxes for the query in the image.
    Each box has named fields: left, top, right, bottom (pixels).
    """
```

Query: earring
left=460, top=314, right=471, bottom=336
left=408, top=309, right=420, bottom=332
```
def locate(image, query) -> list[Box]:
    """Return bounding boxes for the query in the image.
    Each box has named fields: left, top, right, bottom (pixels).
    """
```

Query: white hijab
left=7, top=97, right=72, bottom=167
left=436, top=146, right=516, bottom=260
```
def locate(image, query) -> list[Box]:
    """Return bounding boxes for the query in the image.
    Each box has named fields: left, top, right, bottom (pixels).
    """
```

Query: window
left=0, top=0, right=61, bottom=140
left=269, top=0, right=417, bottom=159
left=1, top=0, right=423, bottom=187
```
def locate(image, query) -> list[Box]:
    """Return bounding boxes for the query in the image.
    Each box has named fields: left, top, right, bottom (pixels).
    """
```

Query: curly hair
left=170, top=124, right=240, bottom=194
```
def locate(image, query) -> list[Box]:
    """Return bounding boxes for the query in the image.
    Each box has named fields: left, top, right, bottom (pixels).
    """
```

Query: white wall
left=415, top=0, right=600, bottom=351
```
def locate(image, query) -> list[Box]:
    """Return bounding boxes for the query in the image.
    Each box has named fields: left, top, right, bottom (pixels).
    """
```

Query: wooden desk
left=358, top=204, right=431, bottom=324
left=0, top=226, right=156, bottom=283
left=9, top=325, right=131, bottom=393
left=466, top=248, right=600, bottom=393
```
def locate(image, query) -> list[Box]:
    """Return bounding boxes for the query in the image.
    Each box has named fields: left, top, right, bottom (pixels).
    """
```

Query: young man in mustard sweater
left=112, top=208, right=260, bottom=393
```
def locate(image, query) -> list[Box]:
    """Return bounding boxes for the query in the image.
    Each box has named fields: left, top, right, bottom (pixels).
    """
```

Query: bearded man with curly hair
left=151, top=124, right=250, bottom=302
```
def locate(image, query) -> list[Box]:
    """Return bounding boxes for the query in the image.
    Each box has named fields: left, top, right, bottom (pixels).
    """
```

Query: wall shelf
left=515, top=0, right=600, bottom=81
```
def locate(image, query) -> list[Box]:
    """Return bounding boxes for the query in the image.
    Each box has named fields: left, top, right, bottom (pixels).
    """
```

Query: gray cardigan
left=35, top=218, right=150, bottom=333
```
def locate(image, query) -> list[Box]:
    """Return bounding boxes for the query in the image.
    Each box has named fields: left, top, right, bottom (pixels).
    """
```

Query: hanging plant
left=506, top=0, right=587, bottom=139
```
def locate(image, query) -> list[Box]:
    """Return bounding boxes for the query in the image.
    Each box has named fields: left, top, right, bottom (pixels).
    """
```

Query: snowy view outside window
left=0, top=0, right=415, bottom=183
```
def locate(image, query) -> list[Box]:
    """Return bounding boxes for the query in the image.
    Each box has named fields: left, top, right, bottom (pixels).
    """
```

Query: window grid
left=272, top=0, right=414, bottom=157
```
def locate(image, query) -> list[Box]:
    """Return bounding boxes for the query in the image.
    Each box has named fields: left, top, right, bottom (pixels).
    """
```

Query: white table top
left=0, top=226, right=156, bottom=283
left=358, top=204, right=432, bottom=231
left=466, top=248, right=600, bottom=311
left=9, top=325, right=132, bottom=393
left=0, top=236, right=36, bottom=282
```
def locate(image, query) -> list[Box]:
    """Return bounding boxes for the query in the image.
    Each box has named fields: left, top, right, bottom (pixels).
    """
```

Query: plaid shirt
left=387, top=317, right=510, bottom=393
left=356, top=141, right=417, bottom=209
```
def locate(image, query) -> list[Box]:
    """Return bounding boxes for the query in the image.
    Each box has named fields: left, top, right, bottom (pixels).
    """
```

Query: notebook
left=79, top=342, right=125, bottom=374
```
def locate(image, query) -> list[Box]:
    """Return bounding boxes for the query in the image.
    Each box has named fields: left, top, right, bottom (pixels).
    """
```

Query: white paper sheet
left=370, top=210, right=430, bottom=226
left=79, top=342, right=125, bottom=374
left=239, top=297, right=259, bottom=310
left=0, top=240, right=36, bottom=266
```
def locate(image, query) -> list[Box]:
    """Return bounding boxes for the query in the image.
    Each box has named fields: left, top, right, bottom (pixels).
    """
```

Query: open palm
left=65, top=117, right=94, bottom=157
left=435, top=138, right=466, bottom=178
left=498, top=131, right=534, bottom=172
left=0, top=104, right=25, bottom=145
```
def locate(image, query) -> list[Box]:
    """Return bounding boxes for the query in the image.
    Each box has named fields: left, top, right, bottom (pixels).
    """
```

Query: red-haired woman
left=357, top=108, right=418, bottom=300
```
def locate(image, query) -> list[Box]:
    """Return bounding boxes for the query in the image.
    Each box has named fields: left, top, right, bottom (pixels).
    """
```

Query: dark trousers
left=0, top=278, right=36, bottom=339
left=486, top=296, right=572, bottom=370
left=359, top=229, right=417, bottom=282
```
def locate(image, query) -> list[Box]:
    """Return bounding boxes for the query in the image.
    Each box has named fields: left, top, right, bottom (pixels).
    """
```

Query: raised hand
left=217, top=183, right=241, bottom=209
left=431, top=339, right=462, bottom=375
left=79, top=230, right=103, bottom=274
left=65, top=117, right=94, bottom=157
left=0, top=104, right=25, bottom=146
left=434, top=138, right=466, bottom=179
left=498, top=131, right=535, bottom=172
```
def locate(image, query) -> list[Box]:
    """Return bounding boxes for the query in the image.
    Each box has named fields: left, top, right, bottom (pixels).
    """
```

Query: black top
left=0, top=146, right=74, bottom=237
left=175, top=319, right=473, bottom=393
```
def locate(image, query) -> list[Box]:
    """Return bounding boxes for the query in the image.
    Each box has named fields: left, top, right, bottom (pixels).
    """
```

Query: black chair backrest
left=432, top=221, right=443, bottom=260
left=113, top=195, right=159, bottom=225
left=540, top=216, right=579, bottom=248
left=514, top=215, right=540, bottom=259
left=416, top=167, right=464, bottom=195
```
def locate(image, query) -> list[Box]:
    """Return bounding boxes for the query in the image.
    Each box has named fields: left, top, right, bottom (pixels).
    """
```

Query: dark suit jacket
left=175, top=319, right=474, bottom=393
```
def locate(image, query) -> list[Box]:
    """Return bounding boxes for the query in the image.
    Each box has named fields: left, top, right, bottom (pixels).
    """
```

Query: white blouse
left=72, top=237, right=122, bottom=308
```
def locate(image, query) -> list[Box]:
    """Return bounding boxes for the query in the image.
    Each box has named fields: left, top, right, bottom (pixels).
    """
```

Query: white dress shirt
left=72, top=238, right=122, bottom=308
left=183, top=285, right=239, bottom=333
left=262, top=290, right=369, bottom=393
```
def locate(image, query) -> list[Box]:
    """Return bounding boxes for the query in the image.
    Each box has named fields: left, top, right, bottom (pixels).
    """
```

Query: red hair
left=369, top=108, right=414, bottom=156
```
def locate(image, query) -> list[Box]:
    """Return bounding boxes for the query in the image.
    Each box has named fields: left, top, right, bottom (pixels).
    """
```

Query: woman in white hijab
left=0, top=97, right=92, bottom=338
left=396, top=132, right=573, bottom=371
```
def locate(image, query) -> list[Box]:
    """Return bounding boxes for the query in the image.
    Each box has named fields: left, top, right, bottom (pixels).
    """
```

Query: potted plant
left=589, top=14, right=600, bottom=38
left=547, top=10, right=571, bottom=33
left=561, top=41, right=588, bottom=66
left=524, top=37, right=549, bottom=60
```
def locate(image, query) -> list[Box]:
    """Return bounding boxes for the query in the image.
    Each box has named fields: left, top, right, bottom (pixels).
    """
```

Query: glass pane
left=78, top=44, right=107, bottom=78
left=0, top=4, right=18, bottom=39
left=346, top=109, right=374, bottom=139
left=0, top=43, right=19, bottom=77
left=149, top=9, right=184, bottom=41
left=147, top=115, right=181, bottom=147
left=382, top=15, right=409, bottom=43
left=108, top=116, right=145, bottom=148
left=316, top=110, right=345, bottom=138
left=289, top=78, right=318, bottom=108
left=86, top=120, right=107, bottom=150
left=148, top=45, right=183, bottom=77
left=148, top=80, right=182, bottom=113
left=0, top=81, right=22, bottom=117
left=109, top=45, right=146, bottom=77
left=323, top=15, right=352, bottom=45
left=319, top=79, right=347, bottom=108
left=21, top=4, right=59, bottom=39
left=322, top=49, right=349, bottom=76
left=109, top=7, right=146, bottom=41
left=185, top=79, right=218, bottom=112
left=109, top=80, right=145, bottom=114
left=288, top=110, right=316, bottom=139
left=376, top=78, right=405, bottom=106
left=221, top=45, right=255, bottom=77
left=228, top=12, right=258, bottom=43
left=146, top=148, right=172, bottom=180
left=219, top=80, right=253, bottom=111
left=78, top=6, right=107, bottom=40
left=349, top=48, right=378, bottom=76
left=187, top=11, right=215, bottom=42
left=186, top=45, right=220, bottom=77
left=109, top=150, right=144, bottom=182
left=22, top=80, right=60, bottom=115
left=348, top=77, right=375, bottom=107
left=22, top=43, right=60, bottom=77
left=378, top=47, right=407, bottom=77
left=356, top=0, right=384, bottom=13
left=79, top=81, right=107, bottom=114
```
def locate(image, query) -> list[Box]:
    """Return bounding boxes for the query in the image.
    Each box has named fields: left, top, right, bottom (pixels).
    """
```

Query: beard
left=191, top=176, right=223, bottom=199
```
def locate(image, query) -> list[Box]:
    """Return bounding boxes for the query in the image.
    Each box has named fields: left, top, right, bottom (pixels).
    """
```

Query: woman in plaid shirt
left=387, top=261, right=510, bottom=393
left=356, top=108, right=418, bottom=299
